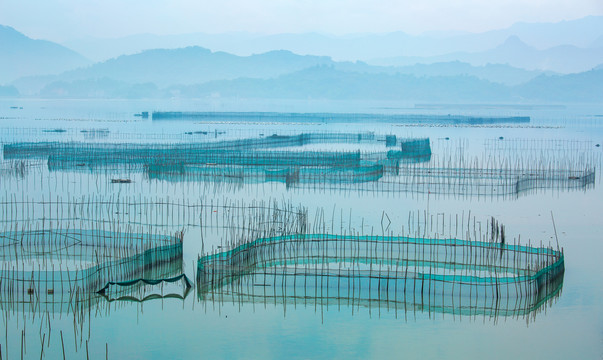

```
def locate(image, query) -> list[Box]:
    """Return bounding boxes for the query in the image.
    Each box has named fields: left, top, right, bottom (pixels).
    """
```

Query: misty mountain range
left=35, top=65, right=603, bottom=103
left=62, top=16, right=603, bottom=63
left=373, top=35, right=603, bottom=73
left=1, top=17, right=602, bottom=103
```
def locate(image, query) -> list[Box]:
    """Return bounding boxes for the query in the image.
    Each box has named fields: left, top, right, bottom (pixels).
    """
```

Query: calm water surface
left=0, top=99, right=601, bottom=359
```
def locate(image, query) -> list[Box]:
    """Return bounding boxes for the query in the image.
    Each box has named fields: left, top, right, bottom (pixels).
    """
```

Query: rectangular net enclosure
left=197, top=231, right=563, bottom=320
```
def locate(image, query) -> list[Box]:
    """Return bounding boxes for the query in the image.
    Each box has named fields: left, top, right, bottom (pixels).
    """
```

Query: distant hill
left=39, top=78, right=160, bottom=99
left=16, top=46, right=545, bottom=95
left=4, top=27, right=595, bottom=104
left=62, top=16, right=603, bottom=64
left=38, top=65, right=602, bottom=103
left=591, top=36, right=603, bottom=48
left=516, top=69, right=603, bottom=102
left=9, top=75, right=60, bottom=96
left=56, top=47, right=334, bottom=87
left=0, top=85, right=19, bottom=97
left=158, top=66, right=512, bottom=101
left=38, top=65, right=513, bottom=101
left=169, top=66, right=601, bottom=102
left=371, top=36, right=603, bottom=73
left=454, top=15, right=603, bottom=50
left=369, top=61, right=545, bottom=86
left=0, top=25, right=90, bottom=84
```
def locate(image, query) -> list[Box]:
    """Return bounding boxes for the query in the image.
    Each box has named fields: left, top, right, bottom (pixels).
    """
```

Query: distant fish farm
left=151, top=111, right=531, bottom=125
left=2, top=132, right=595, bottom=198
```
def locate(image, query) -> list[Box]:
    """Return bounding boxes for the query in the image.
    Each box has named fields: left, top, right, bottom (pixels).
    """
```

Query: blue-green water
left=0, top=99, right=601, bottom=359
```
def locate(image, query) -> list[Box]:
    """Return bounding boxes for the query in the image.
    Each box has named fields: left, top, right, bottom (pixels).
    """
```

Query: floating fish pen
left=0, top=129, right=377, bottom=145
left=2, top=135, right=431, bottom=172
left=0, top=223, right=188, bottom=360
left=2, top=135, right=596, bottom=198
left=376, top=166, right=595, bottom=197
left=484, top=138, right=598, bottom=152
left=75, top=149, right=363, bottom=169
left=142, top=148, right=428, bottom=184
left=197, top=221, right=564, bottom=321
left=273, top=151, right=596, bottom=196
left=2, top=133, right=426, bottom=157
left=481, top=138, right=603, bottom=179
left=0, top=224, right=185, bottom=312
left=151, top=111, right=530, bottom=125
left=147, top=161, right=389, bottom=185
left=146, top=159, right=594, bottom=198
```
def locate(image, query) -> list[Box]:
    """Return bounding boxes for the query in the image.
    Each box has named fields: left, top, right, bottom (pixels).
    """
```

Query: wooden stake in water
left=60, top=330, right=66, bottom=360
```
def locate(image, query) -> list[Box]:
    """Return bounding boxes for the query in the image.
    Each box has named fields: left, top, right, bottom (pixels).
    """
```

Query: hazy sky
left=1, top=0, right=602, bottom=41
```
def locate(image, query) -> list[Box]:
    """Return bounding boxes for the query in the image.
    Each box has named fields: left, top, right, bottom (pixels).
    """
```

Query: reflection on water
left=2, top=133, right=597, bottom=198
left=0, top=225, right=185, bottom=309
left=98, top=274, right=192, bottom=302
left=0, top=107, right=600, bottom=358
left=197, top=213, right=564, bottom=323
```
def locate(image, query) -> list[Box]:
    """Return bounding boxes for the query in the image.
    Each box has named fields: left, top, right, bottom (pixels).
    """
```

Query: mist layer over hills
left=373, top=35, right=603, bottom=73
left=2, top=17, right=602, bottom=103
left=0, top=25, right=90, bottom=84
left=62, top=16, right=603, bottom=63
left=34, top=65, right=602, bottom=103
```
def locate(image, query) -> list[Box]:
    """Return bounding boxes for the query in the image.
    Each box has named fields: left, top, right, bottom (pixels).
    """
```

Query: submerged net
left=97, top=273, right=192, bottom=302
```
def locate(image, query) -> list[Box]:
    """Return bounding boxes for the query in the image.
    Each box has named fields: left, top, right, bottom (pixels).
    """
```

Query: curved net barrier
left=0, top=227, right=185, bottom=312
left=146, top=161, right=390, bottom=185
left=375, top=166, right=595, bottom=196
left=2, top=133, right=428, bottom=161
left=46, top=149, right=365, bottom=171
left=197, top=233, right=564, bottom=319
